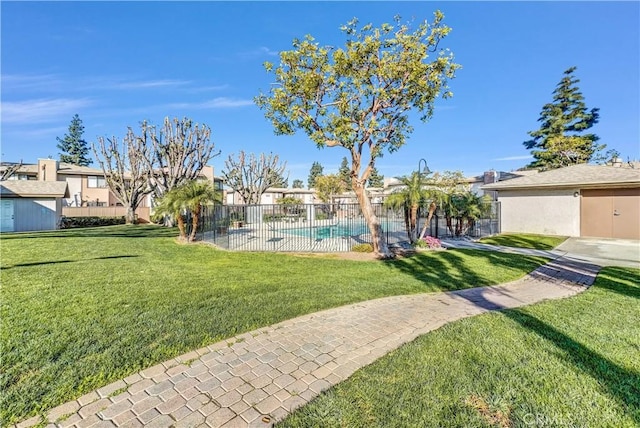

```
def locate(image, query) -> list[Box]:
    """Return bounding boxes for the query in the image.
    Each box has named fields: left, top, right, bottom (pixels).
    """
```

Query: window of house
left=7, top=173, right=29, bottom=181
left=87, top=176, right=106, bottom=188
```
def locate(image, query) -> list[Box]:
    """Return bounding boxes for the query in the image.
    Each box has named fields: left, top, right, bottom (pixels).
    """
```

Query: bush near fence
left=59, top=216, right=126, bottom=229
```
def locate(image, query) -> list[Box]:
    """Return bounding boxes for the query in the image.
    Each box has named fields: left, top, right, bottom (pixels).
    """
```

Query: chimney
left=483, top=170, right=498, bottom=184
left=612, top=157, right=623, bottom=168
left=38, top=158, right=59, bottom=181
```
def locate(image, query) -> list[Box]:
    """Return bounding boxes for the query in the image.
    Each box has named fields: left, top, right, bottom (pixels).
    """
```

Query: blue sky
left=2, top=1, right=639, bottom=184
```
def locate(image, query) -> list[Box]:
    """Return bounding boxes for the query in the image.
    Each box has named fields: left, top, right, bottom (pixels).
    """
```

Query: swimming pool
left=279, top=223, right=370, bottom=239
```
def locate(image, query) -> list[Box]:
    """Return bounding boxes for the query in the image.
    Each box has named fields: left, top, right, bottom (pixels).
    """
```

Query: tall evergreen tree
left=338, top=156, right=352, bottom=190
left=523, top=67, right=603, bottom=170
left=292, top=179, right=304, bottom=189
left=308, top=161, right=323, bottom=189
left=367, top=166, right=384, bottom=187
left=57, top=114, right=92, bottom=166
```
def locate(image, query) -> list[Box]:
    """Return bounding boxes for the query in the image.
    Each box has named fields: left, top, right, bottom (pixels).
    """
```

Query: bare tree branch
left=0, top=161, right=23, bottom=181
left=93, top=129, right=153, bottom=224
left=222, top=151, right=288, bottom=204
left=142, top=117, right=220, bottom=199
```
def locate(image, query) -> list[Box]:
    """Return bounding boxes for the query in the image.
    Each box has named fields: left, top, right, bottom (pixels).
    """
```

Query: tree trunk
left=353, top=183, right=393, bottom=259
left=177, top=215, right=187, bottom=241
left=418, top=202, right=437, bottom=240
left=409, top=204, right=418, bottom=243
left=403, top=205, right=411, bottom=241
left=189, top=205, right=201, bottom=242
left=125, top=206, right=136, bottom=224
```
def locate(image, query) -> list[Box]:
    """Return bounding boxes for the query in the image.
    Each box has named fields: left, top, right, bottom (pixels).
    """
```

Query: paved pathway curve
left=16, top=257, right=600, bottom=428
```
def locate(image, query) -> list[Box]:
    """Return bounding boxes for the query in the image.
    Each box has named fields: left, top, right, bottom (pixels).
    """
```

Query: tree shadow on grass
left=1, top=255, right=139, bottom=270
left=503, top=309, right=640, bottom=424
left=478, top=234, right=567, bottom=251
left=593, top=267, right=640, bottom=300
left=383, top=249, right=548, bottom=292
left=0, top=225, right=177, bottom=240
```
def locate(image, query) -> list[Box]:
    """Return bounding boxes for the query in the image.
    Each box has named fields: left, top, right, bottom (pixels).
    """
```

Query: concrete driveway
left=555, top=237, right=640, bottom=268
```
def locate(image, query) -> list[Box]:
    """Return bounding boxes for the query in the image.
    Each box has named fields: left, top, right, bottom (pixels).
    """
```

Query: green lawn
left=0, top=225, right=548, bottom=425
left=279, top=267, right=640, bottom=427
left=478, top=233, right=568, bottom=250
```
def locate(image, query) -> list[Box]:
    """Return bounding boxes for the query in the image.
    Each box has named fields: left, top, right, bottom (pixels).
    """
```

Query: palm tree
left=154, top=180, right=220, bottom=241
left=384, top=172, right=432, bottom=243
left=180, top=180, right=220, bottom=242
left=456, top=192, right=492, bottom=236
left=439, top=191, right=492, bottom=236
left=154, top=187, right=189, bottom=241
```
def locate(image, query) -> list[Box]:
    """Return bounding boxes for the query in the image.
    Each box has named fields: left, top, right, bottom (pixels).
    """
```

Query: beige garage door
left=581, top=188, right=640, bottom=239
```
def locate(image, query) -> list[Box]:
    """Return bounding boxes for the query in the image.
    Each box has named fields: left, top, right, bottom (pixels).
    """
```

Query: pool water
left=280, top=223, right=369, bottom=239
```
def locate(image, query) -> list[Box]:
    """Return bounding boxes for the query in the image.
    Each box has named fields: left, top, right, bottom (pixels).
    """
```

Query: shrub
left=263, top=214, right=285, bottom=222
left=59, top=216, right=126, bottom=229
left=351, top=243, right=373, bottom=253
left=415, top=236, right=442, bottom=249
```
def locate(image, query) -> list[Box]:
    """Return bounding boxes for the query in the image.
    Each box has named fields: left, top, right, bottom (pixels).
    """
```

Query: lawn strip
left=279, top=267, right=640, bottom=427
left=1, top=225, right=547, bottom=425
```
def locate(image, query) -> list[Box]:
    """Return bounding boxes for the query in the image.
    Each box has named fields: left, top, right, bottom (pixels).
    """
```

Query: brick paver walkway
left=16, top=257, right=600, bottom=428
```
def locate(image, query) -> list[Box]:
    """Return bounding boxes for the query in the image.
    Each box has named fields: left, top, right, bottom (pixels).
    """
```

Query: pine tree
left=57, top=114, right=92, bottom=166
left=367, top=166, right=384, bottom=187
left=292, top=179, right=304, bottom=188
left=308, top=161, right=323, bottom=189
left=338, top=157, right=352, bottom=190
left=523, top=67, right=603, bottom=170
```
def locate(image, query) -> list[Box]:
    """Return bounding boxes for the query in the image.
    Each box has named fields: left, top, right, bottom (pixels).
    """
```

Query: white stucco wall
left=13, top=198, right=59, bottom=232
left=61, top=176, right=82, bottom=206
left=498, top=188, right=581, bottom=236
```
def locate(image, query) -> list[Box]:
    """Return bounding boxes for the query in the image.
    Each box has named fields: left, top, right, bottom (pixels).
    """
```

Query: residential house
left=0, top=159, right=70, bottom=232
left=225, top=187, right=316, bottom=205
left=482, top=162, right=640, bottom=239
left=1, top=159, right=222, bottom=223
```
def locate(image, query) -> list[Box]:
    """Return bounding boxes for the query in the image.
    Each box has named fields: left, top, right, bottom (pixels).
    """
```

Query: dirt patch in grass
left=465, top=395, right=512, bottom=428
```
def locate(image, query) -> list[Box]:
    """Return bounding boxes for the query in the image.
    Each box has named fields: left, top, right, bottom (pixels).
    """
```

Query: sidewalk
left=16, top=257, right=600, bottom=428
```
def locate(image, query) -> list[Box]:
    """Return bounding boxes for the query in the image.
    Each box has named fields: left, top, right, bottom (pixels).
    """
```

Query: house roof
left=482, top=164, right=640, bottom=191
left=0, top=181, right=70, bottom=198
left=57, top=163, right=105, bottom=175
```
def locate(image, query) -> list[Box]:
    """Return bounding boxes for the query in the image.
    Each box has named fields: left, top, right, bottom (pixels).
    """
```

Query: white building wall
left=14, top=198, right=59, bottom=231
left=498, top=188, right=581, bottom=236
left=61, top=176, right=82, bottom=206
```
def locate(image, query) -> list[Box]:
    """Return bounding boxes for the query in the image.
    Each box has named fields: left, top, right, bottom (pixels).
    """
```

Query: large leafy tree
left=256, top=12, right=460, bottom=258
left=314, top=174, right=346, bottom=203
left=57, top=114, right=92, bottom=166
left=307, top=161, right=324, bottom=189
left=523, top=67, right=603, bottom=170
left=292, top=179, right=304, bottom=189
left=222, top=151, right=287, bottom=204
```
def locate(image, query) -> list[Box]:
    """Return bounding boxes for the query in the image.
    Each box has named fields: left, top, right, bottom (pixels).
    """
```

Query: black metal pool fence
left=189, top=202, right=500, bottom=252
